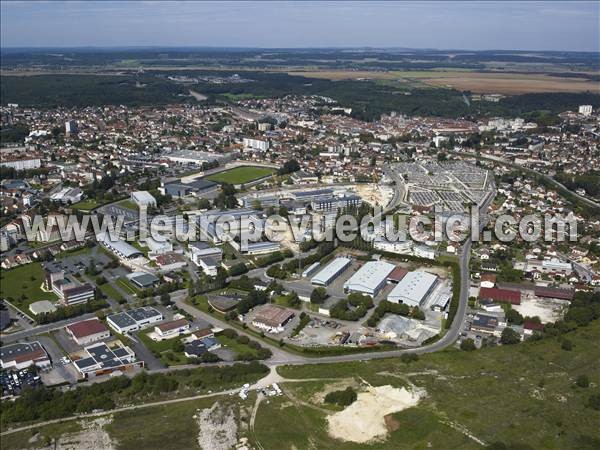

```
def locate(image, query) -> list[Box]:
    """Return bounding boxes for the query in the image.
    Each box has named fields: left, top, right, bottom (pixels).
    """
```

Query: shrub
left=500, top=327, right=521, bottom=345
left=310, top=287, right=328, bottom=304
left=576, top=374, right=590, bottom=388
left=587, top=393, right=600, bottom=411
left=561, top=339, right=573, bottom=351
left=460, top=338, right=477, bottom=351
left=401, top=353, right=419, bottom=363
left=324, top=387, right=357, bottom=407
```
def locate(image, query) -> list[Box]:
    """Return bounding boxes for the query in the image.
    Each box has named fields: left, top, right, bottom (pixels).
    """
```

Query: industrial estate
left=0, top=2, right=599, bottom=450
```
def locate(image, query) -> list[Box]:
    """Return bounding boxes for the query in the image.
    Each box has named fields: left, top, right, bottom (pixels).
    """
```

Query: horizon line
left=1, top=45, right=598, bottom=54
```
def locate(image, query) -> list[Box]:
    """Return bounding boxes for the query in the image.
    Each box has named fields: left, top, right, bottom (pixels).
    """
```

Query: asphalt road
left=1, top=313, right=99, bottom=344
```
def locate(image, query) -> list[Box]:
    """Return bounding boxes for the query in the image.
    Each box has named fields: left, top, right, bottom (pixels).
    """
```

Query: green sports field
left=205, top=166, right=276, bottom=185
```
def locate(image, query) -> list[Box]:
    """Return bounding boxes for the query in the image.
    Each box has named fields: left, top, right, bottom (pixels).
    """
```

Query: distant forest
left=2, top=71, right=599, bottom=121
left=2, top=47, right=598, bottom=70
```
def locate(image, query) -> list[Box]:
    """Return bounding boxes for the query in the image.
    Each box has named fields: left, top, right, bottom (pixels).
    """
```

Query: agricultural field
left=420, top=72, right=600, bottom=94
left=288, top=70, right=599, bottom=94
left=205, top=166, right=276, bottom=185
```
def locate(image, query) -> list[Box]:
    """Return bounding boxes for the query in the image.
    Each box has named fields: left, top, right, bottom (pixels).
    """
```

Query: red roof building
left=480, top=273, right=497, bottom=284
left=524, top=321, right=544, bottom=331
left=533, top=286, right=574, bottom=301
left=479, top=287, right=521, bottom=305
left=387, top=267, right=409, bottom=283
left=65, top=319, right=110, bottom=345
left=154, top=318, right=190, bottom=337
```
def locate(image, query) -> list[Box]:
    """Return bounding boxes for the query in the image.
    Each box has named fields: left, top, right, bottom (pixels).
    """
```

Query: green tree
left=506, top=308, right=524, bottom=325
left=310, top=287, right=328, bottom=304
left=500, top=327, right=521, bottom=345
left=460, top=338, right=477, bottom=351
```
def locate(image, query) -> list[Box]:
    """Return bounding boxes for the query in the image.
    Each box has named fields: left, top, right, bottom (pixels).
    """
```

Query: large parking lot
left=55, top=246, right=113, bottom=276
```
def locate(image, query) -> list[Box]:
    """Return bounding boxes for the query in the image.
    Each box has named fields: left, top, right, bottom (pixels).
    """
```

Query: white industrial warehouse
left=387, top=271, right=438, bottom=307
left=96, top=232, right=143, bottom=259
left=311, top=257, right=352, bottom=286
left=131, top=190, right=157, bottom=208
left=343, top=260, right=396, bottom=296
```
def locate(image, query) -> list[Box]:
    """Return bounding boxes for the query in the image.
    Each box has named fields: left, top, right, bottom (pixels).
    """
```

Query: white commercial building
left=311, top=257, right=352, bottom=286
left=0, top=341, right=51, bottom=370
left=343, top=261, right=396, bottom=297
left=154, top=318, right=190, bottom=339
left=50, top=187, right=83, bottom=204
left=106, top=307, right=164, bottom=334
left=66, top=319, right=111, bottom=346
left=0, top=157, right=41, bottom=171
left=72, top=342, right=137, bottom=377
left=243, top=138, right=270, bottom=152
left=146, top=237, right=173, bottom=257
left=96, top=232, right=143, bottom=259
left=131, top=191, right=157, bottom=208
left=387, top=271, right=438, bottom=307
left=165, top=149, right=229, bottom=166
left=65, top=120, right=78, bottom=133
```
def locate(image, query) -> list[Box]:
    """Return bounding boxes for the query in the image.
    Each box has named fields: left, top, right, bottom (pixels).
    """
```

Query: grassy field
left=117, top=277, right=139, bottom=295
left=131, top=240, right=150, bottom=257
left=2, top=398, right=238, bottom=450
left=216, top=334, right=260, bottom=360
left=99, top=282, right=124, bottom=302
left=220, top=92, right=262, bottom=101
left=1, top=420, right=84, bottom=449
left=0, top=263, right=57, bottom=311
left=2, top=391, right=256, bottom=450
left=117, top=199, right=139, bottom=211
left=253, top=393, right=476, bottom=450
left=70, top=199, right=101, bottom=211
left=275, top=321, right=600, bottom=449
left=287, top=70, right=599, bottom=94
left=105, top=401, right=205, bottom=450
left=138, top=328, right=188, bottom=366
left=205, top=166, right=276, bottom=185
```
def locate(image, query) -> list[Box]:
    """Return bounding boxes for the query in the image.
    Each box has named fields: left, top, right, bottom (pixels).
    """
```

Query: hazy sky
left=1, top=1, right=598, bottom=51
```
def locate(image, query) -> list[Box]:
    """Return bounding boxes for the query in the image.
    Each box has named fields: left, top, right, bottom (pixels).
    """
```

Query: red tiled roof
left=156, top=318, right=189, bottom=332
left=387, top=267, right=408, bottom=282
left=524, top=321, right=544, bottom=331
left=479, top=287, right=521, bottom=305
left=254, top=305, right=295, bottom=327
left=534, top=286, right=574, bottom=301
left=480, top=274, right=497, bottom=284
left=66, top=319, right=108, bottom=338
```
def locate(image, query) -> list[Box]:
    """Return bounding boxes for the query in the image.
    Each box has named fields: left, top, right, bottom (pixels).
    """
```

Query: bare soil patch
left=195, top=402, right=238, bottom=450
left=326, top=385, right=424, bottom=443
